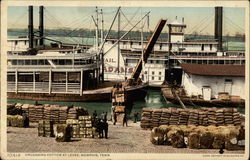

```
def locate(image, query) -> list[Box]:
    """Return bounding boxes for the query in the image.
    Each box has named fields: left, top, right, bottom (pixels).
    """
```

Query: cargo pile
left=151, top=109, right=162, bottom=127
left=67, top=107, right=88, bottom=120
left=38, top=120, right=54, bottom=137
left=141, top=107, right=244, bottom=129
left=140, top=108, right=153, bottom=128
left=169, top=109, right=179, bottom=125
left=178, top=109, right=189, bottom=125
left=54, top=124, right=71, bottom=142
left=59, top=106, right=69, bottom=124
left=7, top=103, right=88, bottom=124
left=7, top=103, right=23, bottom=115
left=150, top=124, right=245, bottom=150
left=21, top=104, right=30, bottom=115
left=159, top=109, right=171, bottom=126
left=7, top=115, right=29, bottom=127
left=66, top=116, right=94, bottom=138
left=29, top=105, right=44, bottom=122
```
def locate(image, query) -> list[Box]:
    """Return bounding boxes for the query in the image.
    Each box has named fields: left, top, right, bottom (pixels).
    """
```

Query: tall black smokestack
left=215, top=6, right=223, bottom=51
left=39, top=6, right=44, bottom=46
left=28, top=6, right=34, bottom=49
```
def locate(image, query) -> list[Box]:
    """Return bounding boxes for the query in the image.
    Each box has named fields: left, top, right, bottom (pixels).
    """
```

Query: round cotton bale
left=188, top=132, right=200, bottom=149
left=206, top=125, right=218, bottom=132
left=15, top=103, right=23, bottom=109
left=168, top=129, right=185, bottom=148
left=212, top=131, right=226, bottom=149
left=224, top=126, right=240, bottom=150
left=199, top=131, right=214, bottom=149
left=150, top=127, right=167, bottom=145
left=7, top=115, right=13, bottom=126
left=159, top=125, right=171, bottom=133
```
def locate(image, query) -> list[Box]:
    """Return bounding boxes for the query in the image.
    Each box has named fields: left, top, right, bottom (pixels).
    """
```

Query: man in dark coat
left=123, top=114, right=128, bottom=127
left=93, top=110, right=97, bottom=119
left=104, top=112, right=107, bottom=122
left=134, top=112, right=139, bottom=123
left=22, top=112, right=29, bottom=127
left=104, top=121, right=109, bottom=139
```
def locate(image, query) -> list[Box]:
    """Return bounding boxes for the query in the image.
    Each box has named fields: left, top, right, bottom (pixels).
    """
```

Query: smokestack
left=28, top=6, right=34, bottom=49
left=39, top=6, right=44, bottom=46
left=215, top=6, right=223, bottom=51
left=182, top=17, right=184, bottom=24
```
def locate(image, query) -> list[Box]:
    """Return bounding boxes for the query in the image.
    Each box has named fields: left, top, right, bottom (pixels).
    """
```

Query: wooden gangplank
left=130, top=19, right=167, bottom=81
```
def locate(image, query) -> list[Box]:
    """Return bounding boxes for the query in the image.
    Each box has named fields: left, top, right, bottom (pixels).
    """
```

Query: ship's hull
left=161, top=87, right=245, bottom=108
left=7, top=83, right=148, bottom=102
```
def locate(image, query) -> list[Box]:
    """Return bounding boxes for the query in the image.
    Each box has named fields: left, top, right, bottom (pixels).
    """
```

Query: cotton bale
left=211, top=130, right=226, bottom=149
left=150, top=127, right=167, bottom=145
left=199, top=131, right=214, bottom=149
left=167, top=129, right=185, bottom=148
left=188, top=132, right=200, bottom=149
left=55, top=124, right=71, bottom=142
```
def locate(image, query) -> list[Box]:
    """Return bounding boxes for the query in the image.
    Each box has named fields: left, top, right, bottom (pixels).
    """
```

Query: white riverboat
left=103, top=16, right=245, bottom=86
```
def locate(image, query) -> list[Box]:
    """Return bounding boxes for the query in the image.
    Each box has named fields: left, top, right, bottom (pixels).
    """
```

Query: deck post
left=80, top=69, right=83, bottom=96
left=49, top=69, right=52, bottom=94
left=96, top=69, right=99, bottom=85
left=33, top=71, right=35, bottom=92
left=66, top=71, right=68, bottom=93
left=15, top=69, right=18, bottom=93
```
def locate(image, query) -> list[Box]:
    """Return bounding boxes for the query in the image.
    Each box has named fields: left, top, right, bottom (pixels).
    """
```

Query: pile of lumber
left=7, top=115, right=29, bottom=127
left=38, top=120, right=54, bottom=137
left=150, top=124, right=245, bottom=150
left=140, top=108, right=153, bottom=129
left=140, top=107, right=244, bottom=128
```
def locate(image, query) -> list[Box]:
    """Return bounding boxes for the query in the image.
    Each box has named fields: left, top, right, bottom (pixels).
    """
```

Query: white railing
left=7, top=64, right=98, bottom=71
left=7, top=82, right=81, bottom=94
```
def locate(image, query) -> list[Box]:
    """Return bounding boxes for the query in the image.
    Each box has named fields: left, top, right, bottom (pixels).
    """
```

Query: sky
left=7, top=6, right=245, bottom=36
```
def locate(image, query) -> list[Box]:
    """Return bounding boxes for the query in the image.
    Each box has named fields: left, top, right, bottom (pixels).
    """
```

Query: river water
left=7, top=88, right=245, bottom=120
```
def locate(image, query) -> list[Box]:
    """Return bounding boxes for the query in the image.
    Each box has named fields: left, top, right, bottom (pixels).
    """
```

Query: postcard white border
left=1, top=0, right=249, bottom=160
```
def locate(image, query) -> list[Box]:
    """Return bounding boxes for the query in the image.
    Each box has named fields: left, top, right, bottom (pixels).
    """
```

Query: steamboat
left=7, top=6, right=150, bottom=102
left=7, top=6, right=170, bottom=102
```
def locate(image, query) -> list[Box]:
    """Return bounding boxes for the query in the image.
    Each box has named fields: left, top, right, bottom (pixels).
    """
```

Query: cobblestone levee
left=7, top=121, right=244, bottom=154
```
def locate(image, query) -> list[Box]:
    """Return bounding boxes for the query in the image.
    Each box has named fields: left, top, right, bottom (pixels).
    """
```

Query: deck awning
left=180, top=64, right=245, bottom=77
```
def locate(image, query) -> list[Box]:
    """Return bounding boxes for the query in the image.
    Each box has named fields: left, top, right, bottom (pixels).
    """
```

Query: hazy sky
left=8, top=6, right=245, bottom=36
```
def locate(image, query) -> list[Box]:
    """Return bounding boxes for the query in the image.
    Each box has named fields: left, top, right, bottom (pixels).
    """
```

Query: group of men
left=92, top=110, right=140, bottom=139
left=92, top=111, right=109, bottom=139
